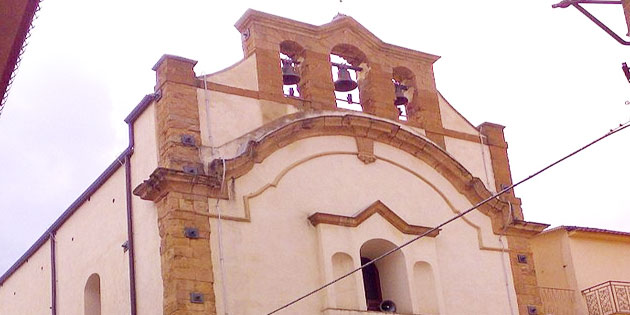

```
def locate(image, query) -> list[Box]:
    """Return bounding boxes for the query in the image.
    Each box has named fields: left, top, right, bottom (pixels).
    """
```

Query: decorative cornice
left=308, top=200, right=440, bottom=236
left=133, top=167, right=227, bottom=202
left=504, top=219, right=550, bottom=237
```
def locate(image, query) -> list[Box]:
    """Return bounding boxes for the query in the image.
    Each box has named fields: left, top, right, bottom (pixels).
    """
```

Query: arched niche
left=84, top=273, right=101, bottom=315
left=331, top=252, right=359, bottom=309
left=360, top=238, right=412, bottom=313
left=414, top=261, right=440, bottom=314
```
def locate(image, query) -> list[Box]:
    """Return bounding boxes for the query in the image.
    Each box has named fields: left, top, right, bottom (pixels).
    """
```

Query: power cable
left=267, top=120, right=630, bottom=314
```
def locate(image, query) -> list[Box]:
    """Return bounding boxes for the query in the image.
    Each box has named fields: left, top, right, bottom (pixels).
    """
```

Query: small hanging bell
left=334, top=66, right=358, bottom=92
left=282, top=59, right=300, bottom=85
left=394, top=83, right=408, bottom=106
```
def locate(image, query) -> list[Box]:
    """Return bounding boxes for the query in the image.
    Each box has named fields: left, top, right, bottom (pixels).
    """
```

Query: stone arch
left=331, top=252, right=359, bottom=309
left=279, top=40, right=304, bottom=59
left=84, top=273, right=101, bottom=315
left=214, top=113, right=509, bottom=233
left=330, top=43, right=368, bottom=66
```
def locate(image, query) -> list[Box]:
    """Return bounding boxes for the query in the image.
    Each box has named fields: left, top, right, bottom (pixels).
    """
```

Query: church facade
left=1, top=9, right=590, bottom=315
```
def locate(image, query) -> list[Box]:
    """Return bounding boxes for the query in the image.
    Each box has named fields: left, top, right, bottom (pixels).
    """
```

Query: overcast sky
left=1, top=0, right=628, bottom=274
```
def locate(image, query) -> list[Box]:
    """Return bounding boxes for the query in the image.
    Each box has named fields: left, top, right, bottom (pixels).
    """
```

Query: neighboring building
left=532, top=226, right=630, bottom=315
left=12, top=9, right=625, bottom=315
left=0, top=0, right=41, bottom=112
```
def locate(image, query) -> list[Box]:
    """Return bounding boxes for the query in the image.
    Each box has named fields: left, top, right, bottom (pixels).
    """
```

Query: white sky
left=1, top=0, right=629, bottom=274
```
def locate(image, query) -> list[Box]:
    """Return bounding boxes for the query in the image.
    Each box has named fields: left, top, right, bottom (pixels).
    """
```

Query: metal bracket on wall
left=552, top=0, right=630, bottom=45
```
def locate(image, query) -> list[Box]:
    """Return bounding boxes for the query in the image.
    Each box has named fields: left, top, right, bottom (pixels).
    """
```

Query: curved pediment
left=209, top=112, right=515, bottom=232
left=234, top=9, right=440, bottom=64
left=309, top=200, right=440, bottom=237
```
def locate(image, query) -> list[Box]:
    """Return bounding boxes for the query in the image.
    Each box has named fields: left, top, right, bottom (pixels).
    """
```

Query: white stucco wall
left=0, top=239, right=52, bottom=314
left=204, top=53, right=259, bottom=91
left=129, top=103, right=163, bottom=315
left=53, top=167, right=130, bottom=315
left=207, top=134, right=518, bottom=314
left=438, top=93, right=478, bottom=135
left=197, top=89, right=298, bottom=150
left=444, top=137, right=496, bottom=192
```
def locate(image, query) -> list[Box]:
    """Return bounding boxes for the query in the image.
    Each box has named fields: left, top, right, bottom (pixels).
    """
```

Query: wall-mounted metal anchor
left=183, top=165, right=200, bottom=175
left=190, top=292, right=204, bottom=304
left=184, top=227, right=199, bottom=239
left=181, top=134, right=196, bottom=147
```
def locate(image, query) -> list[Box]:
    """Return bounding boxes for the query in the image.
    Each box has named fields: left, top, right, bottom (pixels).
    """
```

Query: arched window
left=360, top=239, right=412, bottom=313
left=84, top=273, right=101, bottom=315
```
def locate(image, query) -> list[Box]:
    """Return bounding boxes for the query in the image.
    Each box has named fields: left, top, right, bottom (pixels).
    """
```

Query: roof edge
left=0, top=93, right=153, bottom=285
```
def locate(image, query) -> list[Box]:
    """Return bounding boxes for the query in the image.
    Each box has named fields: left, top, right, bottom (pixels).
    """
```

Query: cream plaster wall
left=532, top=230, right=630, bottom=315
left=129, top=103, right=163, bottom=315
left=204, top=54, right=259, bottom=91
left=0, top=105, right=162, bottom=315
left=0, top=239, right=52, bottom=314
left=569, top=236, right=630, bottom=290
left=54, top=168, right=130, bottom=315
left=207, top=134, right=518, bottom=314
left=531, top=230, right=574, bottom=289
left=197, top=89, right=298, bottom=150
left=443, top=137, right=496, bottom=192
left=438, top=93, right=478, bottom=135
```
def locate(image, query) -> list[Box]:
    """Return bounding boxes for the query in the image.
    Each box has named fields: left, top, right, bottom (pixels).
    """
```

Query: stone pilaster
left=299, top=50, right=336, bottom=110
left=152, top=55, right=203, bottom=172
left=479, top=122, right=524, bottom=220
left=359, top=63, right=398, bottom=120
left=149, top=55, right=217, bottom=315
left=507, top=235, right=543, bottom=315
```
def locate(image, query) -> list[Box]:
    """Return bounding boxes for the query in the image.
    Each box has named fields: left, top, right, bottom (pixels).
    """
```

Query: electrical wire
left=267, top=120, right=630, bottom=314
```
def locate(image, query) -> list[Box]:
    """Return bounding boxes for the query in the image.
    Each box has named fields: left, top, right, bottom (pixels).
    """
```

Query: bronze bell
left=334, top=66, right=358, bottom=92
left=282, top=59, right=300, bottom=85
left=394, top=83, right=408, bottom=106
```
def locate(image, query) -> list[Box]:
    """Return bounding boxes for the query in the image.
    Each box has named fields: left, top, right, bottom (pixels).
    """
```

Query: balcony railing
left=582, top=281, right=630, bottom=315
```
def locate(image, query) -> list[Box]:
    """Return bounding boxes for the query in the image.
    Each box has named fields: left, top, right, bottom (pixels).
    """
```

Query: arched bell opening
left=330, top=44, right=367, bottom=112
left=280, top=40, right=304, bottom=97
left=393, top=66, right=417, bottom=121
left=360, top=239, right=412, bottom=313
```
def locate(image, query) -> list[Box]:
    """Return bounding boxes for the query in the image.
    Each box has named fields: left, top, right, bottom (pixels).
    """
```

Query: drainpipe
left=49, top=232, right=56, bottom=315
left=124, top=111, right=138, bottom=315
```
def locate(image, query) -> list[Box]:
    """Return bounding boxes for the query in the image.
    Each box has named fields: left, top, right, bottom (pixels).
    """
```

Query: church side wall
left=54, top=167, right=130, bottom=315
left=129, top=103, right=164, bottom=315
left=0, top=239, right=52, bottom=314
